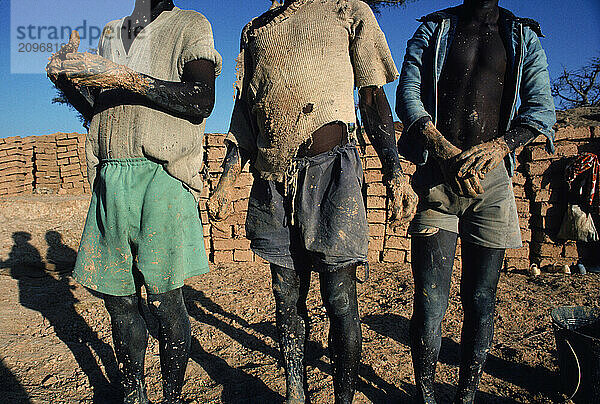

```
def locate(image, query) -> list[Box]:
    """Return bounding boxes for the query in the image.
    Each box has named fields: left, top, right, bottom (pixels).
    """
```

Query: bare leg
left=147, top=288, right=191, bottom=404
left=103, top=293, right=149, bottom=404
left=319, top=264, right=362, bottom=404
left=454, top=242, right=504, bottom=404
left=271, top=264, right=311, bottom=403
left=410, top=229, right=458, bottom=404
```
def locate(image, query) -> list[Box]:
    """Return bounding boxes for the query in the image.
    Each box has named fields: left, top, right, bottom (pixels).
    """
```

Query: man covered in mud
left=396, top=0, right=555, bottom=402
left=207, top=0, right=417, bottom=402
left=46, top=0, right=221, bottom=402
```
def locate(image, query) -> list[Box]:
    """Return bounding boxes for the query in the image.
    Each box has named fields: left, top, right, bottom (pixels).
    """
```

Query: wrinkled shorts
left=73, top=158, right=210, bottom=296
left=409, top=163, right=522, bottom=249
left=246, top=143, right=368, bottom=272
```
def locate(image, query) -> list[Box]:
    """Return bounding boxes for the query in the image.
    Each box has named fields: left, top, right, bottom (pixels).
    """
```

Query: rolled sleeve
left=177, top=15, right=223, bottom=77
left=350, top=3, right=399, bottom=88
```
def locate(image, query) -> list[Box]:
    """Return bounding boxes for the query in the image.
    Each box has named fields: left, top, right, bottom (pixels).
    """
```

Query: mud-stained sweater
left=86, top=7, right=222, bottom=194
left=226, top=0, right=399, bottom=182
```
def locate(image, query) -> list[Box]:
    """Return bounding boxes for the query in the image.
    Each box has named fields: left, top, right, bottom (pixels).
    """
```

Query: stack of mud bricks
left=0, top=133, right=88, bottom=196
left=522, top=123, right=599, bottom=269
left=55, top=133, right=89, bottom=194
left=0, top=137, right=28, bottom=196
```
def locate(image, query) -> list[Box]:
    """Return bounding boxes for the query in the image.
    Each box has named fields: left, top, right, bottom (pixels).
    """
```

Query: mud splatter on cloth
left=245, top=143, right=368, bottom=272
left=73, top=159, right=209, bottom=296
left=226, top=0, right=398, bottom=182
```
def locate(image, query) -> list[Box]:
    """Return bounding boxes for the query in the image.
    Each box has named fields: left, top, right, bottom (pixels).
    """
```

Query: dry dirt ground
left=1, top=260, right=599, bottom=404
left=1, top=195, right=599, bottom=403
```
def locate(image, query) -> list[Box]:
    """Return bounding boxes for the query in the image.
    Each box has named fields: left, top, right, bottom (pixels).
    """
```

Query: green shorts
left=409, top=163, right=522, bottom=249
left=73, top=158, right=209, bottom=296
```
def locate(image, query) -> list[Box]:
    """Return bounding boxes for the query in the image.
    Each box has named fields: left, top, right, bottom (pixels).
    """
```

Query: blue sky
left=0, top=0, right=598, bottom=138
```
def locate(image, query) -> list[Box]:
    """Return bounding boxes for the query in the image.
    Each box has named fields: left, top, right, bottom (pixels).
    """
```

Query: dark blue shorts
left=246, top=143, right=368, bottom=272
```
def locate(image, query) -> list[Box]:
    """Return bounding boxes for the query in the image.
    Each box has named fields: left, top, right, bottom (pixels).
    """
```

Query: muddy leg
left=454, top=242, right=504, bottom=404
left=410, top=229, right=458, bottom=404
left=147, top=288, right=191, bottom=404
left=103, top=293, right=149, bottom=404
left=319, top=264, right=361, bottom=404
left=271, top=264, right=311, bottom=403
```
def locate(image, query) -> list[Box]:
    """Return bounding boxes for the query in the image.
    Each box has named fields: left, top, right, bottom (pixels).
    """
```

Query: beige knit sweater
left=86, top=7, right=222, bottom=194
left=227, top=0, right=399, bottom=181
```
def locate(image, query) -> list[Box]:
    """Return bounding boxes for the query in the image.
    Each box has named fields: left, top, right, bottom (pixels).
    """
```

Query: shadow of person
left=181, top=285, right=282, bottom=402
left=0, top=357, right=31, bottom=403
left=45, top=231, right=77, bottom=274
left=1, top=231, right=120, bottom=403
left=363, top=313, right=555, bottom=401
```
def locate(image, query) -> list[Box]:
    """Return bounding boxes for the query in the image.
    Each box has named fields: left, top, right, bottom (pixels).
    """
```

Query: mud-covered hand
left=439, top=151, right=485, bottom=198
left=455, top=137, right=510, bottom=180
left=46, top=30, right=80, bottom=82
left=58, top=51, right=149, bottom=91
left=206, top=187, right=233, bottom=223
left=387, top=173, right=418, bottom=228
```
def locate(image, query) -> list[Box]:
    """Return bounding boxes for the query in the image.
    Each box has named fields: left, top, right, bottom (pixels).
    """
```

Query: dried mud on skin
left=0, top=262, right=598, bottom=403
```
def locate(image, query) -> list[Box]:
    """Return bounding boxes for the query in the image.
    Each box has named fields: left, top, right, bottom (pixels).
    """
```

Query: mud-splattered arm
left=358, top=86, right=417, bottom=225
left=56, top=51, right=216, bottom=121
left=206, top=143, right=244, bottom=222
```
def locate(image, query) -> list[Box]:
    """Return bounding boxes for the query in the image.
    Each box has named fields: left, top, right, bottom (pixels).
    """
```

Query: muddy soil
left=1, top=259, right=598, bottom=404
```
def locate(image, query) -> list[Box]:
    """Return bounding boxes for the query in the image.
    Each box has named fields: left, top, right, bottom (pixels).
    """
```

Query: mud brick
left=538, top=257, right=571, bottom=267
left=527, top=143, right=578, bottom=161
left=505, top=246, right=529, bottom=259
left=234, top=249, right=253, bottom=262
left=200, top=211, right=210, bottom=224
left=512, top=171, right=526, bottom=186
left=368, top=236, right=384, bottom=251
left=0, top=167, right=23, bottom=176
left=212, top=249, right=233, bottom=263
left=504, top=257, right=530, bottom=271
left=382, top=249, right=405, bottom=263
left=367, top=249, right=381, bottom=263
left=55, top=133, right=69, bottom=140
left=367, top=196, right=386, bottom=209
left=531, top=242, right=563, bottom=257
left=369, top=223, right=386, bottom=238
left=563, top=243, right=579, bottom=259
left=515, top=199, right=530, bottom=214
left=56, top=138, right=78, bottom=147
left=521, top=229, right=532, bottom=243
left=362, top=145, right=378, bottom=157
left=207, top=146, right=227, bottom=160
left=526, top=160, right=551, bottom=176
left=213, top=238, right=250, bottom=251
left=0, top=161, right=24, bottom=170
left=364, top=157, right=382, bottom=170
left=366, top=182, right=386, bottom=196
left=367, top=209, right=386, bottom=223
left=57, top=150, right=78, bottom=159
left=69, top=157, right=81, bottom=165
left=0, top=150, right=7, bottom=157
left=253, top=253, right=268, bottom=264
left=555, top=126, right=592, bottom=141
left=206, top=134, right=226, bottom=146
left=364, top=170, right=383, bottom=184
left=56, top=146, right=68, bottom=154
left=400, top=161, right=416, bottom=175
left=385, top=235, right=410, bottom=250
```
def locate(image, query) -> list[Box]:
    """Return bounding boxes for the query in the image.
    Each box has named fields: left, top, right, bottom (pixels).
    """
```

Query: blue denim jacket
left=395, top=6, right=556, bottom=176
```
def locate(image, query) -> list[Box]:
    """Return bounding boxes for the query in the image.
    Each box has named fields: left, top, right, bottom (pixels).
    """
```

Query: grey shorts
left=409, top=163, right=522, bottom=249
left=246, top=142, right=368, bottom=271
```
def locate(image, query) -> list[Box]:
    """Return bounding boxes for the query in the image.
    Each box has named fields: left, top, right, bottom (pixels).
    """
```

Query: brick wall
left=1, top=119, right=599, bottom=270
left=0, top=133, right=89, bottom=196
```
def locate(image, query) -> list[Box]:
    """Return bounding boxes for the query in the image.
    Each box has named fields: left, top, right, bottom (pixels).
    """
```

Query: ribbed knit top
left=86, top=7, right=222, bottom=194
left=227, top=0, right=399, bottom=181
